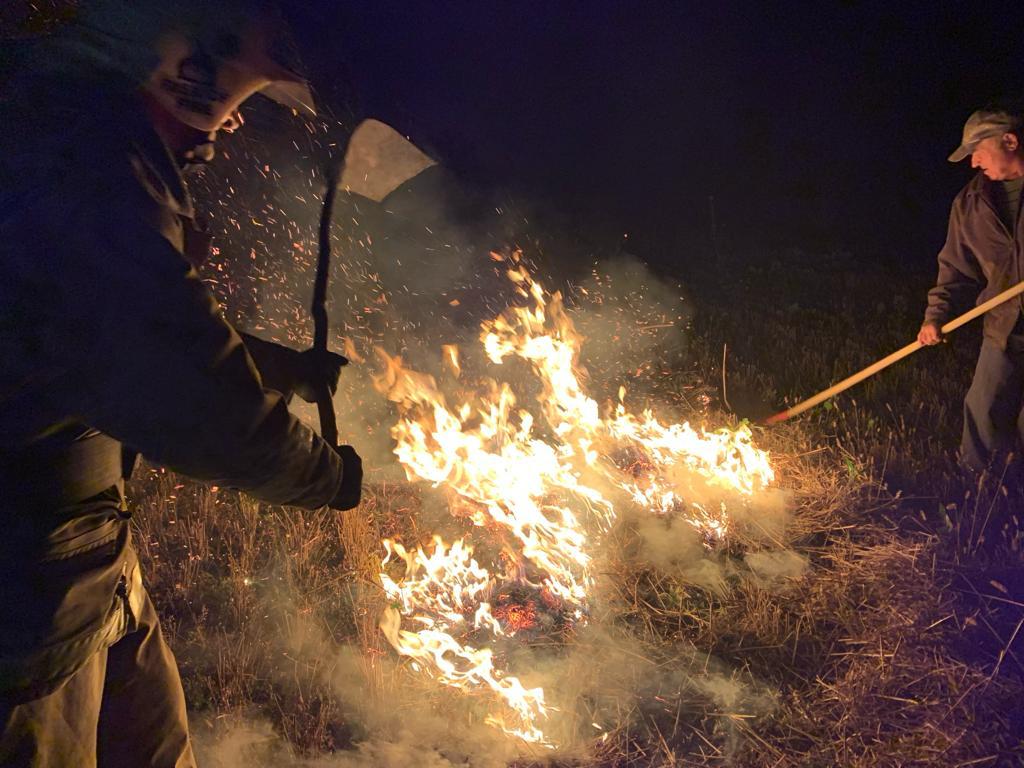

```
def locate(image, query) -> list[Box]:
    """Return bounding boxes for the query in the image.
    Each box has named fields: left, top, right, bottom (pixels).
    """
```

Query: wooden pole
left=763, top=280, right=1024, bottom=425
left=312, top=159, right=342, bottom=447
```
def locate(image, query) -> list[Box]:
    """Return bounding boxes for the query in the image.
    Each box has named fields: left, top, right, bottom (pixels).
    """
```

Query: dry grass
left=127, top=409, right=1024, bottom=765
left=122, top=249, right=1024, bottom=766
left=131, top=471, right=398, bottom=753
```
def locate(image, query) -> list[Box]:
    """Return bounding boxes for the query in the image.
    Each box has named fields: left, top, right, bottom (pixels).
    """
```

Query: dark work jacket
left=0, top=73, right=344, bottom=694
left=925, top=171, right=1024, bottom=349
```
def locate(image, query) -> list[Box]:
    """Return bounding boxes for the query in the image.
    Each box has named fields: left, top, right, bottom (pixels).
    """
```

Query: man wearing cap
left=0, top=2, right=362, bottom=765
left=919, top=105, right=1024, bottom=473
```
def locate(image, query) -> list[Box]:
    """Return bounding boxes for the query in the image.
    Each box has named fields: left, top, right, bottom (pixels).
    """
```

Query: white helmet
left=52, top=0, right=316, bottom=131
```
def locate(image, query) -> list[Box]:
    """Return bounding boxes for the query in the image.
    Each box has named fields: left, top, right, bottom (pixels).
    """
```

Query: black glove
left=293, top=349, right=349, bottom=404
left=329, top=444, right=363, bottom=510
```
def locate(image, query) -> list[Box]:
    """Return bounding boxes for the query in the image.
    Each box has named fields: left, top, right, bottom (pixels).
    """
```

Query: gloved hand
left=329, top=444, right=363, bottom=510
left=239, top=334, right=348, bottom=403
left=292, top=348, right=349, bottom=403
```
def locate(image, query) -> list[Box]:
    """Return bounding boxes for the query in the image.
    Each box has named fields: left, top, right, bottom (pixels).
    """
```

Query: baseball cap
left=948, top=109, right=1019, bottom=162
left=45, top=0, right=318, bottom=118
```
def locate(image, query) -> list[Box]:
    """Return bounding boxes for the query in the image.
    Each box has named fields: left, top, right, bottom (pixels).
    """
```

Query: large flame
left=375, top=255, right=774, bottom=746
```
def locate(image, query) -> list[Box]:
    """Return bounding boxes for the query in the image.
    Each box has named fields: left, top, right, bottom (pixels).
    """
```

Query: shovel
left=310, top=120, right=437, bottom=445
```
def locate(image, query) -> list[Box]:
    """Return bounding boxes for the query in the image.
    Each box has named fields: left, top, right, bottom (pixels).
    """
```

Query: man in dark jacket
left=919, top=105, right=1024, bottom=473
left=0, top=2, right=361, bottom=764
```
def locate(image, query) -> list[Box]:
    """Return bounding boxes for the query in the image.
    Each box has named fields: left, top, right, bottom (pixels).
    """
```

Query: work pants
left=0, top=588, right=196, bottom=768
left=961, top=338, right=1024, bottom=473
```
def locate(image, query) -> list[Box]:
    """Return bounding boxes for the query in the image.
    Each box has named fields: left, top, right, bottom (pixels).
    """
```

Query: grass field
left=5, top=6, right=1022, bottom=764
left=127, top=247, right=1024, bottom=767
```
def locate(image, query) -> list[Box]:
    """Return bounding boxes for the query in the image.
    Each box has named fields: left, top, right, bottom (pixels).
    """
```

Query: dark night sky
left=5, top=1, right=1019, bottom=265
left=297, top=1, right=1022, bottom=266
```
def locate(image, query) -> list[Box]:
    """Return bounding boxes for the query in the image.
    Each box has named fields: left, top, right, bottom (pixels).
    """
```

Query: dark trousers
left=961, top=338, right=1024, bottom=473
left=0, top=588, right=195, bottom=768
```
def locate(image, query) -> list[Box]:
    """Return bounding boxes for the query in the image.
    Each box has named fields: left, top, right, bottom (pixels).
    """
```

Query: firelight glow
left=375, top=254, right=774, bottom=746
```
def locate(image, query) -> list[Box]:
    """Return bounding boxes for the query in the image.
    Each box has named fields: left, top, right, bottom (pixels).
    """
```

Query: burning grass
left=129, top=419, right=1023, bottom=766
left=129, top=251, right=1024, bottom=766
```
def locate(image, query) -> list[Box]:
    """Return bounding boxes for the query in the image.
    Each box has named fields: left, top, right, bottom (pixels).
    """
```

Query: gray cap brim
left=948, top=144, right=970, bottom=163
left=260, top=81, right=317, bottom=117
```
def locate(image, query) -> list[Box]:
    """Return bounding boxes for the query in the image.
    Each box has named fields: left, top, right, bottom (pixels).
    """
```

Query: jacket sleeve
left=924, top=198, right=983, bottom=326
left=239, top=333, right=300, bottom=402
left=53, top=184, right=345, bottom=510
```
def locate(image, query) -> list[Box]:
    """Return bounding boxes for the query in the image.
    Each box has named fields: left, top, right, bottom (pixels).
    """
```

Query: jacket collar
left=963, top=171, right=990, bottom=198
left=7, top=67, right=198, bottom=221
left=123, top=98, right=196, bottom=221
left=962, top=170, right=1021, bottom=211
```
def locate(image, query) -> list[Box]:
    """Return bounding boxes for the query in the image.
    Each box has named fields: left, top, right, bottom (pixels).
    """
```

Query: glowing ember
left=492, top=598, right=538, bottom=633
left=375, top=254, right=774, bottom=746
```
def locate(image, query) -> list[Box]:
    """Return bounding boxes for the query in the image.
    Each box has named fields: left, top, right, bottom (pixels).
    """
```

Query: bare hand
left=917, top=322, right=943, bottom=346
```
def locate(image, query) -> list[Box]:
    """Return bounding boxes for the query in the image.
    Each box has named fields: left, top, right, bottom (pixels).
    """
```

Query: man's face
left=970, top=133, right=1024, bottom=180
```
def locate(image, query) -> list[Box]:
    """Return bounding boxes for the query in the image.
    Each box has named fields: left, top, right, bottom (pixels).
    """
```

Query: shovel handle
left=312, top=160, right=342, bottom=446
left=764, top=279, right=1024, bottom=425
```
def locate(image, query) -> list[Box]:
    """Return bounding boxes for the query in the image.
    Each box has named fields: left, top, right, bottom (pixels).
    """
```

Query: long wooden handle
left=312, top=160, right=342, bottom=447
left=763, top=280, right=1024, bottom=425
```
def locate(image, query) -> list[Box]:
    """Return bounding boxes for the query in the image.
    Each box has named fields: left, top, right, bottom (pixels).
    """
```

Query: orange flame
left=375, top=257, right=774, bottom=745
